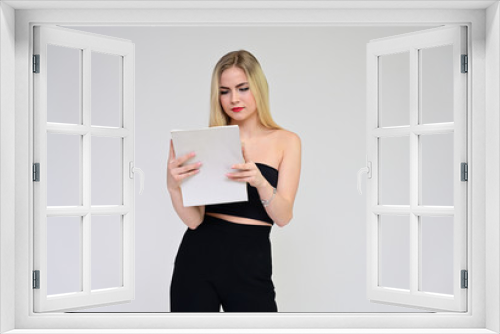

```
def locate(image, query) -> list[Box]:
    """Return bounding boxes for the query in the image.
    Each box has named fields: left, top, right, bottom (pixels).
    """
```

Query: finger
left=231, top=162, right=254, bottom=170
left=177, top=168, right=200, bottom=180
left=176, top=151, right=196, bottom=166
left=227, top=170, right=255, bottom=178
left=177, top=162, right=202, bottom=174
left=227, top=176, right=252, bottom=183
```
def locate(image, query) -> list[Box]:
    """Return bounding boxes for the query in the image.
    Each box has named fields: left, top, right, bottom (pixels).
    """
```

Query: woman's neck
left=230, top=116, right=266, bottom=141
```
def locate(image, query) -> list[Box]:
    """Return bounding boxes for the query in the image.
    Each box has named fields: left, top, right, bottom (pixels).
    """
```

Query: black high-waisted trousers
left=170, top=215, right=277, bottom=312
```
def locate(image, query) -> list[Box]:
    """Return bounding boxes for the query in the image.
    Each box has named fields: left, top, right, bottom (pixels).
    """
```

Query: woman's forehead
left=220, top=67, right=247, bottom=84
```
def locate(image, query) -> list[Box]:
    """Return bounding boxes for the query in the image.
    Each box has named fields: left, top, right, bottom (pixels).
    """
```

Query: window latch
left=357, top=155, right=372, bottom=195
left=129, top=161, right=145, bottom=195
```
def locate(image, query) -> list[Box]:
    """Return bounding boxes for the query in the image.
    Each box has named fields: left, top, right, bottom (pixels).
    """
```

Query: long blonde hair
left=209, top=50, right=281, bottom=129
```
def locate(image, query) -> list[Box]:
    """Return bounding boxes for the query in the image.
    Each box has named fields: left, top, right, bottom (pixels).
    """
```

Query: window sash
left=366, top=25, right=468, bottom=312
left=32, top=25, right=136, bottom=312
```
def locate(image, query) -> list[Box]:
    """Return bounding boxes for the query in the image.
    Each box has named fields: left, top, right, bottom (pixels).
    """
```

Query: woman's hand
left=226, top=146, right=268, bottom=189
left=166, top=140, right=202, bottom=192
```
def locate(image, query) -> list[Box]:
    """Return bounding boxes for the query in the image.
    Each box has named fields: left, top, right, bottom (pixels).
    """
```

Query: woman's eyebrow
left=219, top=82, right=249, bottom=89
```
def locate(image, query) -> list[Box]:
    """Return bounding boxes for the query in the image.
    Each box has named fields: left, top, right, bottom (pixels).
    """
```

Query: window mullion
left=409, top=47, right=419, bottom=295
left=82, top=47, right=91, bottom=294
left=122, top=52, right=134, bottom=296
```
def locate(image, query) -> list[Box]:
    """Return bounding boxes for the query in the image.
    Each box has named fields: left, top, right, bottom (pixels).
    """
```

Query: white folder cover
left=171, top=125, right=248, bottom=207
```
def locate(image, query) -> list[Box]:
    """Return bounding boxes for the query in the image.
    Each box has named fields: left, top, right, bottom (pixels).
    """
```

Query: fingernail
left=197, top=162, right=202, bottom=166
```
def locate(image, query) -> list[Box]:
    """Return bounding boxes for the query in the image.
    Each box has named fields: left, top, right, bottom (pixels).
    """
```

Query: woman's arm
left=257, top=131, right=301, bottom=227
left=167, top=140, right=205, bottom=230
left=228, top=131, right=301, bottom=227
left=168, top=188, right=205, bottom=230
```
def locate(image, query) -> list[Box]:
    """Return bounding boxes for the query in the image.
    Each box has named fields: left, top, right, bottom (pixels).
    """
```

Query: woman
left=167, top=50, right=301, bottom=312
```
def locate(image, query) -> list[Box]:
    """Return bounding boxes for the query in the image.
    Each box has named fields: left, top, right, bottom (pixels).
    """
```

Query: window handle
left=357, top=156, right=372, bottom=195
left=129, top=161, right=145, bottom=195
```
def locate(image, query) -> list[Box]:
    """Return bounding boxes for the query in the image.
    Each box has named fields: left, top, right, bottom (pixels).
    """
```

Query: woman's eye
left=239, top=87, right=249, bottom=92
left=220, top=90, right=229, bottom=95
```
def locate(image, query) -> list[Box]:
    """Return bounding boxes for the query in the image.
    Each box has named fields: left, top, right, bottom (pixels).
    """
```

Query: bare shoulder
left=274, top=129, right=301, bottom=149
left=271, top=129, right=301, bottom=169
left=274, top=129, right=301, bottom=192
left=259, top=129, right=301, bottom=168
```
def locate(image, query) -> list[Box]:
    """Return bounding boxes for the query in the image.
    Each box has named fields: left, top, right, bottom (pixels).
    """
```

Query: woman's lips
left=232, top=107, right=244, bottom=112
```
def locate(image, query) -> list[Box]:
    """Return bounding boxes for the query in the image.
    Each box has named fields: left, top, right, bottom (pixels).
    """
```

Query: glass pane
left=91, top=136, right=122, bottom=205
left=91, top=52, right=122, bottom=127
left=420, top=133, right=454, bottom=206
left=420, top=45, right=454, bottom=124
left=379, top=136, right=410, bottom=205
left=379, top=215, right=410, bottom=290
left=47, top=133, right=81, bottom=206
left=91, top=215, right=123, bottom=290
left=47, top=44, right=81, bottom=124
left=420, top=216, right=454, bottom=295
left=47, top=216, right=81, bottom=295
left=378, top=52, right=410, bottom=127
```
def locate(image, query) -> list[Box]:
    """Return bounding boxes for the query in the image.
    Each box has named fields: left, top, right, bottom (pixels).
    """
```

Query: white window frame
left=366, top=25, right=468, bottom=312
left=33, top=25, right=136, bottom=312
left=1, top=1, right=499, bottom=333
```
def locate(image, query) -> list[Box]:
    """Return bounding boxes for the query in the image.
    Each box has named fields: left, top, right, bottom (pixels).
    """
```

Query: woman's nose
left=231, top=90, right=239, bottom=103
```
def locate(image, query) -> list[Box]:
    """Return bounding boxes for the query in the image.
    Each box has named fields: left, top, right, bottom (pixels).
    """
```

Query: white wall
left=486, top=2, right=500, bottom=333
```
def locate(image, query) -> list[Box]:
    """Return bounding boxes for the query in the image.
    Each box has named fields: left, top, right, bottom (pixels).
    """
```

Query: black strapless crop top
left=205, top=163, right=279, bottom=225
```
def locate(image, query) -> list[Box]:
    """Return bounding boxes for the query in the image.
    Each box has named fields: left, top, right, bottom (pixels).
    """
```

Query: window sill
left=3, top=329, right=498, bottom=334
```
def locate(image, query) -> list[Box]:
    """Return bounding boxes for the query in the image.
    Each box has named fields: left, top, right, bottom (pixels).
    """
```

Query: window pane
left=379, top=136, right=410, bottom=205
left=91, top=52, right=122, bottom=127
left=420, top=216, right=454, bottom=295
left=379, top=215, right=410, bottom=290
left=47, top=133, right=81, bottom=206
left=378, top=52, right=410, bottom=127
left=420, top=133, right=454, bottom=206
left=91, top=215, right=123, bottom=290
left=47, top=44, right=81, bottom=124
left=420, top=45, right=454, bottom=124
left=91, top=136, right=122, bottom=205
left=47, top=216, right=81, bottom=295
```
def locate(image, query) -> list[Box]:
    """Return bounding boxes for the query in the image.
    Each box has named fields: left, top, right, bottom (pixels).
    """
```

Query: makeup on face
left=219, top=67, right=257, bottom=120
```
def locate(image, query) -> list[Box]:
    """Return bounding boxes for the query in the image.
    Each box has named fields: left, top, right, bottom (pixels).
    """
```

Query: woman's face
left=219, top=66, right=257, bottom=124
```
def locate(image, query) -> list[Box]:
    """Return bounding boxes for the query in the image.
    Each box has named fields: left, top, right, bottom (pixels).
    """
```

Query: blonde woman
left=167, top=50, right=301, bottom=312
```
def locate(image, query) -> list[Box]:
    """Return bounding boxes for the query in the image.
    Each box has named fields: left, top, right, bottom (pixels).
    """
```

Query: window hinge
left=33, top=54, right=40, bottom=73
left=461, top=54, right=468, bottom=73
left=33, top=163, right=40, bottom=182
left=461, top=162, right=468, bottom=181
left=33, top=270, right=40, bottom=289
left=461, top=270, right=468, bottom=289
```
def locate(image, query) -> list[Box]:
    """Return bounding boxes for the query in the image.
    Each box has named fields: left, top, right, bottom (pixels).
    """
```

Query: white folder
left=171, top=125, right=248, bottom=207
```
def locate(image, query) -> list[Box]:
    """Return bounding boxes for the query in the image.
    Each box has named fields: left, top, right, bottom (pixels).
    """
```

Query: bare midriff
left=205, top=212, right=272, bottom=227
